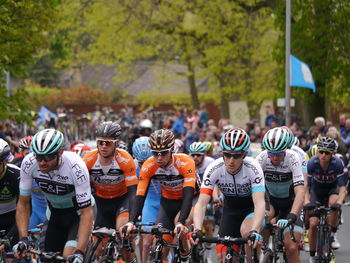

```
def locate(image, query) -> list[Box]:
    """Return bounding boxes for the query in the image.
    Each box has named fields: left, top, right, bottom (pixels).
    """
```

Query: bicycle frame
left=315, top=206, right=333, bottom=262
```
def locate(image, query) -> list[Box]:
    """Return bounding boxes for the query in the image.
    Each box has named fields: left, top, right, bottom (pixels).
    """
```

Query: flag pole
left=285, top=0, right=291, bottom=126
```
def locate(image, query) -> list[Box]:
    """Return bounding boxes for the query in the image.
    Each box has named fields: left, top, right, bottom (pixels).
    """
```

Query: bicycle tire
left=190, top=244, right=205, bottom=263
left=261, top=249, right=273, bottom=263
left=316, top=227, right=326, bottom=262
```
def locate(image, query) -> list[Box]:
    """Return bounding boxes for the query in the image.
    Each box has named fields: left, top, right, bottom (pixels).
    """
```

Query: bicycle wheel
left=84, top=239, right=102, bottom=263
left=316, top=227, right=325, bottom=262
left=261, top=248, right=273, bottom=263
left=190, top=244, right=205, bottom=263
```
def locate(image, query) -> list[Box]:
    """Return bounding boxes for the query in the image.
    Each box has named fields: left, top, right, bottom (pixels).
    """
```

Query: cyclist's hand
left=13, top=237, right=29, bottom=258
left=303, top=203, right=315, bottom=211
left=119, top=222, right=135, bottom=237
left=286, top=213, right=297, bottom=224
left=248, top=231, right=263, bottom=249
left=174, top=223, right=188, bottom=237
left=275, top=219, right=289, bottom=228
left=67, top=249, right=84, bottom=263
left=188, top=229, right=202, bottom=245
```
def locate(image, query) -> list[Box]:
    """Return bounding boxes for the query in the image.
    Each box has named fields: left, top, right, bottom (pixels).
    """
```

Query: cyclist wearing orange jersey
left=83, top=121, right=137, bottom=263
left=123, top=129, right=196, bottom=263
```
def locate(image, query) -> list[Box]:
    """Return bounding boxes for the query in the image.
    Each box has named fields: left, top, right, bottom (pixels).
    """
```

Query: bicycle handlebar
left=29, top=249, right=66, bottom=262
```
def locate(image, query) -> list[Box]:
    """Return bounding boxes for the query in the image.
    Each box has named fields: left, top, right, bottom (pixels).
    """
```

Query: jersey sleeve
left=249, top=159, right=265, bottom=194
left=336, top=158, right=347, bottom=187
left=19, top=154, right=36, bottom=196
left=200, top=160, right=222, bottom=196
left=300, top=152, right=308, bottom=173
left=255, top=151, right=267, bottom=169
left=70, top=157, right=92, bottom=209
left=179, top=156, right=196, bottom=189
left=116, top=150, right=137, bottom=187
left=289, top=151, right=304, bottom=187
left=136, top=158, right=157, bottom=196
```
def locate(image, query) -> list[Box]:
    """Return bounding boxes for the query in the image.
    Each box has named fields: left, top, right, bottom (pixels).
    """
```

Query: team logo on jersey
left=204, top=179, right=212, bottom=186
left=0, top=186, right=11, bottom=195
left=116, top=153, right=130, bottom=164
left=176, top=158, right=188, bottom=168
left=72, top=163, right=87, bottom=185
left=254, top=177, right=262, bottom=184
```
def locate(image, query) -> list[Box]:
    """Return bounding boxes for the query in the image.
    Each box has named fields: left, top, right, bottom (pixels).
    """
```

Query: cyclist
left=71, top=143, right=91, bottom=158
left=83, top=121, right=137, bottom=263
left=16, top=129, right=94, bottom=263
left=256, top=127, right=305, bottom=263
left=11, top=136, right=48, bottom=230
left=123, top=129, right=196, bottom=263
left=192, top=128, right=265, bottom=263
left=132, top=136, right=161, bottom=263
left=0, top=139, right=20, bottom=249
left=306, top=137, right=347, bottom=263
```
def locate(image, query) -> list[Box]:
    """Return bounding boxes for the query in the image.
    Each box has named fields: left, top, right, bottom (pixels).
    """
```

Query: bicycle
left=304, top=204, right=339, bottom=263
left=196, top=235, right=258, bottom=263
left=28, top=249, right=66, bottom=263
left=261, top=220, right=296, bottom=263
left=130, top=223, right=185, bottom=263
left=84, top=227, right=127, bottom=263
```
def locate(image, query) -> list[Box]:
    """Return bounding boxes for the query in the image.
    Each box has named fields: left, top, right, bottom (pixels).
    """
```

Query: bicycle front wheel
left=261, top=249, right=273, bottom=263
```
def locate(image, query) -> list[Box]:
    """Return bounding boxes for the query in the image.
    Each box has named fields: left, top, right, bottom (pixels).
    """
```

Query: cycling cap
left=19, top=136, right=33, bottom=149
left=95, top=121, right=122, bottom=139
left=317, top=136, right=338, bottom=152
left=262, top=127, right=289, bottom=152
left=281, top=126, right=295, bottom=148
left=0, top=139, right=11, bottom=162
left=132, top=137, right=152, bottom=161
left=117, top=140, right=128, bottom=151
left=32, top=129, right=64, bottom=155
left=220, top=128, right=250, bottom=152
left=188, top=142, right=207, bottom=154
left=149, top=129, right=175, bottom=150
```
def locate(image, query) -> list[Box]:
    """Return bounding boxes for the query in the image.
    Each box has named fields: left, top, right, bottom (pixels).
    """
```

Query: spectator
left=172, top=112, right=185, bottom=139
left=327, top=127, right=347, bottom=156
left=342, top=119, right=350, bottom=152
left=339, top=114, right=347, bottom=138
left=314, top=116, right=328, bottom=136
left=199, top=103, right=209, bottom=128
left=264, top=105, right=279, bottom=128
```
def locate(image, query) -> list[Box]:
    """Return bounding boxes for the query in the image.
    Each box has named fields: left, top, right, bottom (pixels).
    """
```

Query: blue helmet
left=132, top=136, right=152, bottom=161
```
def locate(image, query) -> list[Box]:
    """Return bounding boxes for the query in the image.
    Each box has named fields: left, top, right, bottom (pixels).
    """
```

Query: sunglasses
left=35, top=153, right=57, bottom=162
left=318, top=150, right=332, bottom=155
left=97, top=140, right=117, bottom=147
left=223, top=152, right=244, bottom=159
left=152, top=150, right=171, bottom=157
left=267, top=151, right=285, bottom=157
left=190, top=153, right=204, bottom=158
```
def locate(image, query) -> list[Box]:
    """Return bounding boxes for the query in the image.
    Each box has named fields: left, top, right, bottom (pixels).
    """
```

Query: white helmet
left=0, top=139, right=11, bottom=162
left=139, top=119, right=153, bottom=129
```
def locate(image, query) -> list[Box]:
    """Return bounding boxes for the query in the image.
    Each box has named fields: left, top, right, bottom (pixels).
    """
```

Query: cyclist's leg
left=63, top=218, right=79, bottom=257
left=241, top=211, right=266, bottom=263
left=328, top=193, right=340, bottom=230
left=283, top=217, right=303, bottom=263
left=140, top=193, right=161, bottom=262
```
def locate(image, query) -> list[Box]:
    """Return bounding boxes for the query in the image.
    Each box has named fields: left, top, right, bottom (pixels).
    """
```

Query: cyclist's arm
left=290, top=185, right=305, bottom=216
left=251, top=191, right=265, bottom=232
left=193, top=193, right=211, bottom=231
left=178, top=187, right=194, bottom=225
left=337, top=186, right=346, bottom=205
left=16, top=195, right=31, bottom=238
left=77, top=205, right=94, bottom=251
left=336, top=161, right=347, bottom=205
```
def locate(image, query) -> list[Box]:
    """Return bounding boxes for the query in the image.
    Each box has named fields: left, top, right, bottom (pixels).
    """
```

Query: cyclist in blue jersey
left=306, top=137, right=347, bottom=263
left=132, top=136, right=161, bottom=262
left=15, top=129, right=94, bottom=263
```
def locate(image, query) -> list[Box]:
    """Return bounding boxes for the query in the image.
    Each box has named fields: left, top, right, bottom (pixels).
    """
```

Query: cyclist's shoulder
left=243, top=156, right=263, bottom=170
left=82, top=149, right=98, bottom=164
left=173, top=153, right=195, bottom=169
left=6, top=163, right=21, bottom=173
left=331, top=155, right=344, bottom=169
left=255, top=149, right=268, bottom=162
left=203, top=155, right=215, bottom=164
left=204, top=157, right=225, bottom=175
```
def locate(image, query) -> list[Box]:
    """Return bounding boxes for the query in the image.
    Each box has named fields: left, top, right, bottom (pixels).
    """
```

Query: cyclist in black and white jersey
left=256, top=127, right=305, bottom=263
left=192, top=128, right=265, bottom=263
left=0, top=139, right=20, bottom=249
left=15, top=129, right=94, bottom=263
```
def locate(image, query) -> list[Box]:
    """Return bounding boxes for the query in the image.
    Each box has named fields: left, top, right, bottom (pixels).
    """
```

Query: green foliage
left=57, top=0, right=279, bottom=117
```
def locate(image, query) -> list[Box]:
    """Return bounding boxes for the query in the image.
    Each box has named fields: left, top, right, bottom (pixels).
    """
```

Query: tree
left=0, top=0, right=59, bottom=121
left=57, top=0, right=279, bottom=118
left=274, top=0, right=350, bottom=124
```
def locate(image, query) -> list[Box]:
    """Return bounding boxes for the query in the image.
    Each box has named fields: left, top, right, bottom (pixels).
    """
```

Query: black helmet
left=0, top=139, right=10, bottom=162
left=95, top=121, right=122, bottom=139
left=317, top=136, right=338, bottom=153
left=149, top=129, right=175, bottom=151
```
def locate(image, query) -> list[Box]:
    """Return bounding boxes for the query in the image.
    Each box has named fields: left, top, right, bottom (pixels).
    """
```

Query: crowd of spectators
left=1, top=104, right=350, bottom=161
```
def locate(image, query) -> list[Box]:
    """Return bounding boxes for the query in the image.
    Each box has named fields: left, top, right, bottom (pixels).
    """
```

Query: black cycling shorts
left=269, top=196, right=303, bottom=229
left=218, top=207, right=254, bottom=238
left=0, top=210, right=18, bottom=246
left=156, top=198, right=182, bottom=230
left=310, top=186, right=339, bottom=207
left=94, top=194, right=129, bottom=229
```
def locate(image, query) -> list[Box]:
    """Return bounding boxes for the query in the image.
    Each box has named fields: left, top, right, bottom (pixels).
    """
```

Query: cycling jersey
left=20, top=151, right=93, bottom=210
left=130, top=153, right=196, bottom=226
left=256, top=150, right=304, bottom=199
left=196, top=156, right=215, bottom=180
left=136, top=154, right=196, bottom=199
left=307, top=155, right=346, bottom=188
left=200, top=156, right=265, bottom=237
left=291, top=145, right=308, bottom=173
left=0, top=164, right=20, bottom=214
left=200, top=156, right=265, bottom=208
left=84, top=149, right=137, bottom=199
